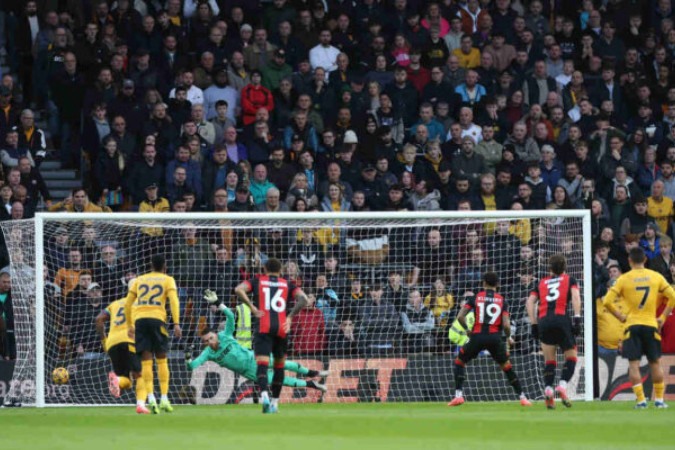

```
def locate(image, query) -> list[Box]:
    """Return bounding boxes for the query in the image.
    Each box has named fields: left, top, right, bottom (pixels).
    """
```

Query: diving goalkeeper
left=185, top=290, right=328, bottom=392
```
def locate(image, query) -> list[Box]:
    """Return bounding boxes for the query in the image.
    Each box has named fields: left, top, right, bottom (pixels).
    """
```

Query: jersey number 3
left=546, top=280, right=561, bottom=302
left=263, top=287, right=286, bottom=313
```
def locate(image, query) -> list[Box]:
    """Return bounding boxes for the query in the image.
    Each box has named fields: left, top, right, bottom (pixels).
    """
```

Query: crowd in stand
left=1, top=0, right=675, bottom=361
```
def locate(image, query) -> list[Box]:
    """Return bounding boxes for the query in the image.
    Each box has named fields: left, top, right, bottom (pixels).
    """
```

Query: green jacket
left=260, top=61, right=293, bottom=91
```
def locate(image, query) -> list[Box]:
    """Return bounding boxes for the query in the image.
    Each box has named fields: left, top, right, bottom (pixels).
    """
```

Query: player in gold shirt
left=95, top=298, right=142, bottom=400
left=602, top=247, right=675, bottom=409
left=124, top=255, right=181, bottom=414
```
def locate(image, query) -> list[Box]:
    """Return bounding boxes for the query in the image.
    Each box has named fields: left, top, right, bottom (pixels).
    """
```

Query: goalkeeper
left=185, top=290, right=328, bottom=392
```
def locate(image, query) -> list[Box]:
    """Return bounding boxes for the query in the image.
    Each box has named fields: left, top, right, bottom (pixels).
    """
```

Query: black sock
left=544, top=360, right=557, bottom=387
left=562, top=357, right=577, bottom=383
left=503, top=365, right=523, bottom=395
left=306, top=380, right=319, bottom=390
left=256, top=363, right=269, bottom=393
left=271, top=367, right=284, bottom=399
left=306, top=370, right=319, bottom=377
left=454, top=359, right=466, bottom=391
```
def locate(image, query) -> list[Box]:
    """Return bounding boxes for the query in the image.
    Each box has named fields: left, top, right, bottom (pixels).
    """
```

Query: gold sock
left=654, top=381, right=665, bottom=401
left=633, top=383, right=646, bottom=403
left=157, top=357, right=170, bottom=396
left=135, top=376, right=146, bottom=403
left=142, top=360, right=154, bottom=400
left=119, top=376, right=132, bottom=390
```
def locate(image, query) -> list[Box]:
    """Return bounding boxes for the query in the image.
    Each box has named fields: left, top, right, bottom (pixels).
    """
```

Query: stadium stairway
left=1, top=51, right=78, bottom=205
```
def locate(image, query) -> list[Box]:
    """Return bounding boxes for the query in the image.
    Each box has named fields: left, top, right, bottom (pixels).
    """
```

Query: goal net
left=0, top=211, right=592, bottom=407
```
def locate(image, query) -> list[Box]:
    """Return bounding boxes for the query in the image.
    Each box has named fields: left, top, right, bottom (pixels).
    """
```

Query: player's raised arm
left=235, top=281, right=261, bottom=317
left=204, top=289, right=236, bottom=337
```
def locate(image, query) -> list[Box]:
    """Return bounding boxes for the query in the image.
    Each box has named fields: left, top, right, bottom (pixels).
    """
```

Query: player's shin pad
left=256, top=363, right=270, bottom=392
left=271, top=367, right=284, bottom=398
left=562, top=357, right=577, bottom=383
left=544, top=361, right=557, bottom=387
left=454, top=359, right=466, bottom=391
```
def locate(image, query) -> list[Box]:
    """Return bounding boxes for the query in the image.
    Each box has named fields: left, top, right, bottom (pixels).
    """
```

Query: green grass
left=1, top=401, right=672, bottom=450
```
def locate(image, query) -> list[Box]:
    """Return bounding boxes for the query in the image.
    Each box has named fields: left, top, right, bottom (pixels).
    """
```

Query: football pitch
left=1, top=401, right=672, bottom=450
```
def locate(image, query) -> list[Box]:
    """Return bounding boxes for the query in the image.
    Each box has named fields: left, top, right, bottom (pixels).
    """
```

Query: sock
left=142, top=360, right=154, bottom=401
left=157, top=357, right=170, bottom=397
left=654, top=381, right=665, bottom=402
left=257, top=361, right=270, bottom=394
left=633, top=383, right=646, bottom=403
left=135, top=375, right=147, bottom=405
left=502, top=363, right=524, bottom=395
left=271, top=366, right=284, bottom=399
left=271, top=398, right=279, bottom=407
left=559, top=380, right=567, bottom=389
left=147, top=393, right=156, bottom=403
left=544, top=360, right=557, bottom=388
left=306, top=369, right=319, bottom=377
left=454, top=359, right=466, bottom=393
left=562, top=357, right=577, bottom=383
left=119, top=376, right=132, bottom=390
left=306, top=380, right=323, bottom=390
left=260, top=390, right=270, bottom=403
left=455, top=389, right=463, bottom=398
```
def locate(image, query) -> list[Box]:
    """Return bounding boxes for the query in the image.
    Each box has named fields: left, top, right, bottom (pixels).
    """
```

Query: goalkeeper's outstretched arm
left=204, top=289, right=236, bottom=337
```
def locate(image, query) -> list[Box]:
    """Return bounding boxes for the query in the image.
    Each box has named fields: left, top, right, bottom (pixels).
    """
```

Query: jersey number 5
left=114, top=307, right=126, bottom=326
left=263, top=287, right=286, bottom=313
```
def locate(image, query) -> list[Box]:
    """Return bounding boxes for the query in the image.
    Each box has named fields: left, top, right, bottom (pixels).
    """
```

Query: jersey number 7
left=636, top=286, right=650, bottom=309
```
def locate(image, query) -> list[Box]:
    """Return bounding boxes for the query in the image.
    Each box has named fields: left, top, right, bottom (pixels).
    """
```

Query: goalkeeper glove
left=204, top=289, right=222, bottom=305
left=572, top=316, right=582, bottom=336
left=184, top=344, right=196, bottom=366
left=531, top=324, right=539, bottom=338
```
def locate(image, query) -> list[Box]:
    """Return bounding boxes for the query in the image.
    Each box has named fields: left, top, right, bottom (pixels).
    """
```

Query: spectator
left=0, top=127, right=34, bottom=173
left=126, top=145, right=165, bottom=205
left=241, top=70, right=275, bottom=126
left=17, top=109, right=47, bottom=164
left=54, top=248, right=84, bottom=297
left=424, top=277, right=455, bottom=350
left=0, top=272, right=15, bottom=360
left=290, top=294, right=326, bottom=356
left=249, top=164, right=276, bottom=205
left=359, top=284, right=399, bottom=356
left=400, top=289, right=435, bottom=353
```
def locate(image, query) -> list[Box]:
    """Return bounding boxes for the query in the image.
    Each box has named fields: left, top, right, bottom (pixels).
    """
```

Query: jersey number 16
left=263, top=287, right=286, bottom=313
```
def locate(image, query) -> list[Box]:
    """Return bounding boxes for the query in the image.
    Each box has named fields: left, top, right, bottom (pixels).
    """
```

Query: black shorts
left=253, top=333, right=288, bottom=360
left=622, top=325, right=662, bottom=362
left=108, top=342, right=141, bottom=376
left=539, top=315, right=576, bottom=351
left=459, top=334, right=509, bottom=365
left=134, top=318, right=169, bottom=354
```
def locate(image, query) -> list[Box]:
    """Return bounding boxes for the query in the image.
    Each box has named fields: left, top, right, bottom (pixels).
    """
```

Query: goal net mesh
left=0, top=213, right=588, bottom=406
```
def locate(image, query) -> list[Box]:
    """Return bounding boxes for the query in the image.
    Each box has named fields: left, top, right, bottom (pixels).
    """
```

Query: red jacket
left=241, top=84, right=274, bottom=125
left=658, top=303, right=675, bottom=353
left=291, top=308, right=326, bottom=354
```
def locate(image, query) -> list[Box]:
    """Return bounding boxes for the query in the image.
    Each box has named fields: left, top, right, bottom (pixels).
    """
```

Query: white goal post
left=1, top=210, right=593, bottom=407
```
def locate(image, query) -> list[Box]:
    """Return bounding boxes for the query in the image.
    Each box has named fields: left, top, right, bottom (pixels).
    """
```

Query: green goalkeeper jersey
left=187, top=305, right=257, bottom=379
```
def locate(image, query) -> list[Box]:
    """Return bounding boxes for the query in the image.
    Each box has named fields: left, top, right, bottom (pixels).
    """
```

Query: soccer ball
left=52, top=367, right=69, bottom=385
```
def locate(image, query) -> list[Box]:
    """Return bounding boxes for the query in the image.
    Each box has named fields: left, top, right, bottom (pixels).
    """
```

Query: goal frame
left=30, top=210, right=594, bottom=407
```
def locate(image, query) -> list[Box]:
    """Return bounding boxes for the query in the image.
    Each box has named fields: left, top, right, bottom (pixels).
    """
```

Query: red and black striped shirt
left=243, top=275, right=299, bottom=337
left=531, top=274, right=578, bottom=319
left=464, top=289, right=509, bottom=335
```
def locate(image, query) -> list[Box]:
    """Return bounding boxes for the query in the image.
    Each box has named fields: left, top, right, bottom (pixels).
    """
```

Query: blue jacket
left=454, top=83, right=486, bottom=104
left=409, top=119, right=446, bottom=142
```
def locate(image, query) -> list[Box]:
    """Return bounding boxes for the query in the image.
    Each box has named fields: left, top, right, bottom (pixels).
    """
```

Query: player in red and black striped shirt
left=234, top=258, right=309, bottom=414
left=448, top=272, right=532, bottom=407
left=527, top=254, right=581, bottom=409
